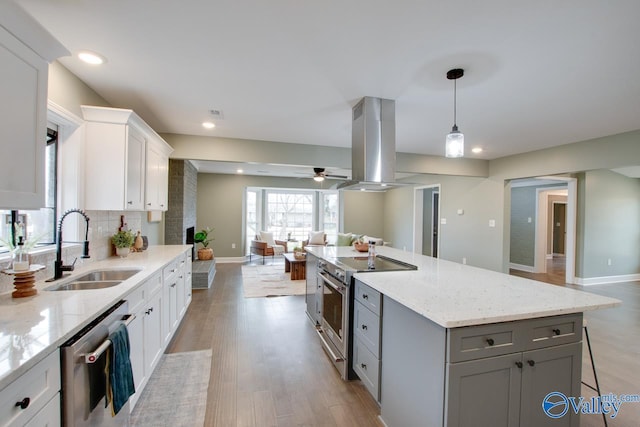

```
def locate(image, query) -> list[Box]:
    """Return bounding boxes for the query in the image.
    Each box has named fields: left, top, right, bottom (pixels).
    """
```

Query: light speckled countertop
left=306, top=246, right=621, bottom=328
left=0, top=245, right=190, bottom=391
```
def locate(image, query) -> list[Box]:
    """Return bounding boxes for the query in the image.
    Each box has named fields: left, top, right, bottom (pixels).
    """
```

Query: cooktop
left=336, top=255, right=417, bottom=272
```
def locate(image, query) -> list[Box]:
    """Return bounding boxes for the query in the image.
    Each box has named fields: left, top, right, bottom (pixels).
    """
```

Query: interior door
left=553, top=203, right=566, bottom=255
left=432, top=192, right=439, bottom=258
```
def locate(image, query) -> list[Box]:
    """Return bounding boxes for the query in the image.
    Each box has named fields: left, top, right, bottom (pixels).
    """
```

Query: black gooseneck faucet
left=49, top=208, right=90, bottom=281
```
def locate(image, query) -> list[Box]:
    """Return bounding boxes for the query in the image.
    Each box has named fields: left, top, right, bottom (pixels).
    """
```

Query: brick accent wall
left=164, top=159, right=197, bottom=245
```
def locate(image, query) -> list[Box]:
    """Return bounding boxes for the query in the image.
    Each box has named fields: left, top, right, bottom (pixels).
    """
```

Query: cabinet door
left=446, top=353, right=522, bottom=427
left=128, top=306, right=145, bottom=409
left=176, top=257, right=186, bottom=319
left=305, top=256, right=318, bottom=325
left=125, top=127, right=145, bottom=210
left=144, top=289, right=163, bottom=373
left=23, top=393, right=60, bottom=427
left=520, top=342, right=581, bottom=427
left=145, top=140, right=169, bottom=211
left=0, top=26, right=48, bottom=209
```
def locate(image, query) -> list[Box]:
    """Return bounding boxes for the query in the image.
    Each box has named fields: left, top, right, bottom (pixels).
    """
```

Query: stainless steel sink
left=45, top=268, right=142, bottom=291
left=72, top=269, right=141, bottom=282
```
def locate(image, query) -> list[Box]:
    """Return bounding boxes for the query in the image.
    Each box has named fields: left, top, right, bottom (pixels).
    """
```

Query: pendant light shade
left=445, top=68, right=464, bottom=158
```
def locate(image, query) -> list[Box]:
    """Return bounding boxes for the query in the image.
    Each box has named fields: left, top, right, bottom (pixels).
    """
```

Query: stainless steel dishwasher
left=60, top=300, right=134, bottom=427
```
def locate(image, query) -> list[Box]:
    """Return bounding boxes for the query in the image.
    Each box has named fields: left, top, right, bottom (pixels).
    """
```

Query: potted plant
left=194, top=227, right=214, bottom=260
left=111, top=229, right=135, bottom=257
left=293, top=246, right=305, bottom=260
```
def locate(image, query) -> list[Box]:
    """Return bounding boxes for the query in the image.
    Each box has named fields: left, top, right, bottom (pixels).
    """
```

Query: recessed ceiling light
left=77, top=50, right=106, bottom=65
left=471, top=147, right=483, bottom=154
left=237, top=169, right=243, bottom=174
left=202, top=121, right=215, bottom=129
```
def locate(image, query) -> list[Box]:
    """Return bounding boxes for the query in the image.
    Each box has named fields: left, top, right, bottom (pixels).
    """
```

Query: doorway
left=552, top=202, right=566, bottom=255
left=413, top=185, right=440, bottom=257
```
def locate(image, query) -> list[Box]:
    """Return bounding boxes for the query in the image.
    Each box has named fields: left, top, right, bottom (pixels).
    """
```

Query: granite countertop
left=0, top=245, right=191, bottom=392
left=306, top=246, right=621, bottom=328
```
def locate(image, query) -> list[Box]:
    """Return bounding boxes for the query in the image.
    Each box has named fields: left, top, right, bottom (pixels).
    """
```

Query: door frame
left=413, top=184, right=441, bottom=255
left=534, top=177, right=576, bottom=284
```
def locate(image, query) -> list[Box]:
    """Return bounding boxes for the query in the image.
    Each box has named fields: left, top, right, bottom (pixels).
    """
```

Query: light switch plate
left=441, top=218, right=447, bottom=225
left=489, top=219, right=496, bottom=227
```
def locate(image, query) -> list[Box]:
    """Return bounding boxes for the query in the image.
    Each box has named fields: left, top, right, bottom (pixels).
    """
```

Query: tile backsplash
left=0, top=211, right=144, bottom=294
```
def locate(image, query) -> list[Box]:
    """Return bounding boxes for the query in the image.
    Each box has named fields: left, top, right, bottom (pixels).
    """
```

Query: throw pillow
left=336, top=232, right=353, bottom=246
left=308, top=231, right=325, bottom=245
left=259, top=231, right=276, bottom=246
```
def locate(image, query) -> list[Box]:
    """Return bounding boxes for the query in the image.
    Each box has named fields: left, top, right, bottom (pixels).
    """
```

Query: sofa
left=250, top=231, right=286, bottom=264
left=336, top=232, right=386, bottom=247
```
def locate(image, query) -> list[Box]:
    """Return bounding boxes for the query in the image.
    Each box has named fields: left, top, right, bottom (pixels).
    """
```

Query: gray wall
left=342, top=190, right=385, bottom=238
left=577, top=169, right=640, bottom=278
left=510, top=186, right=537, bottom=266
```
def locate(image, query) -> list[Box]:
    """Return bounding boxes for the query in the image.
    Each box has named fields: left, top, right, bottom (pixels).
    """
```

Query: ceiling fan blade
left=325, top=174, right=348, bottom=179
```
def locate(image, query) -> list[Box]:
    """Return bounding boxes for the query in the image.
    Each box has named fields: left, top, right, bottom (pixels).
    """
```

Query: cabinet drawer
left=126, top=283, right=145, bottom=313
left=448, top=323, right=524, bottom=363
left=0, top=349, right=60, bottom=427
left=353, top=337, right=381, bottom=403
left=354, top=280, right=381, bottom=315
left=163, top=261, right=178, bottom=283
left=524, top=313, right=582, bottom=350
left=146, top=272, right=162, bottom=297
left=24, top=393, right=60, bottom=427
left=354, top=301, right=381, bottom=357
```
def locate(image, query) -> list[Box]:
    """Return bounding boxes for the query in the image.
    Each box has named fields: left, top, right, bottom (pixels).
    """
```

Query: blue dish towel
left=105, top=323, right=135, bottom=416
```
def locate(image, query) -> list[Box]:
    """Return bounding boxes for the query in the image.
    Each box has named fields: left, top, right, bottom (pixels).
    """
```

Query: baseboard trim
left=214, top=256, right=248, bottom=263
left=574, top=273, right=640, bottom=286
left=509, top=263, right=535, bottom=273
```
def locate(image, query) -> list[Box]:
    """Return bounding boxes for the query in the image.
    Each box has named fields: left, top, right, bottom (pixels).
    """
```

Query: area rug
left=130, top=349, right=212, bottom=427
left=241, top=263, right=306, bottom=298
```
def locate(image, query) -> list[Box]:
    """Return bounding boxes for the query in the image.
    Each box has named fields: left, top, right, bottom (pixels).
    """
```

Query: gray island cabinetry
left=305, top=252, right=320, bottom=325
left=381, top=297, right=582, bottom=427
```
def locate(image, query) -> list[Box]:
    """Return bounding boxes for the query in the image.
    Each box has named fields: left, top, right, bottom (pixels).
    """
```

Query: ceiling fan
left=312, top=167, right=348, bottom=182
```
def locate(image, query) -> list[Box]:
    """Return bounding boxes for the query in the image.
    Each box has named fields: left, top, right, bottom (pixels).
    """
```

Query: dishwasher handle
left=82, top=314, right=136, bottom=364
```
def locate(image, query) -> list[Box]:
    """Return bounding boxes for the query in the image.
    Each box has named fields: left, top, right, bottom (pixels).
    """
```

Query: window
left=0, top=127, right=57, bottom=253
left=245, top=187, right=339, bottom=252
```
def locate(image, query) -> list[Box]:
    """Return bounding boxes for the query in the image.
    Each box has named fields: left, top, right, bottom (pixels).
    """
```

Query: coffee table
left=283, top=252, right=306, bottom=280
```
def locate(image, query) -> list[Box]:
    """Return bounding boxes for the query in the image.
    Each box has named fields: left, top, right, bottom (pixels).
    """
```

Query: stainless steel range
left=316, top=254, right=416, bottom=379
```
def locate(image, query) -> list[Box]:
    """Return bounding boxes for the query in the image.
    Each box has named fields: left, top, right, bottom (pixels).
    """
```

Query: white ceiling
left=17, top=0, right=640, bottom=165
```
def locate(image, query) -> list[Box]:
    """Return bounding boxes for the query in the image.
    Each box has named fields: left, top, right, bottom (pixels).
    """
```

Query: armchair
left=250, top=231, right=286, bottom=264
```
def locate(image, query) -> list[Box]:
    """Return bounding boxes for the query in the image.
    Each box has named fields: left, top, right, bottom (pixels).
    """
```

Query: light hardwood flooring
left=166, top=261, right=383, bottom=427
left=166, top=259, right=639, bottom=426
left=512, top=257, right=640, bottom=427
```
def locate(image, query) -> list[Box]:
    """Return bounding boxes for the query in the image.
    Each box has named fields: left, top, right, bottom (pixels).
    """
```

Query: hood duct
left=337, top=97, right=399, bottom=191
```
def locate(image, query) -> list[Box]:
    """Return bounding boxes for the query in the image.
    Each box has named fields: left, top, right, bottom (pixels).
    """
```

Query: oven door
left=317, top=271, right=348, bottom=362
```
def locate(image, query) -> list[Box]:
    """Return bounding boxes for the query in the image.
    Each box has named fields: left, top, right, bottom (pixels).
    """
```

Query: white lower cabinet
left=143, top=274, right=164, bottom=385
left=0, top=349, right=60, bottom=427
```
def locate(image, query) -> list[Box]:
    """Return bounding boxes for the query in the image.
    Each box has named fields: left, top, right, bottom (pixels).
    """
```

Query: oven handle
left=82, top=314, right=136, bottom=364
left=318, top=271, right=344, bottom=293
left=316, top=329, right=344, bottom=362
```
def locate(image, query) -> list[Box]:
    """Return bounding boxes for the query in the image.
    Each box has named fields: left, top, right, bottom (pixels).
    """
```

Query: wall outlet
left=462, top=257, right=467, bottom=265
left=441, top=218, right=447, bottom=225
left=527, top=217, right=532, bottom=223
left=489, top=219, right=496, bottom=228
left=607, top=258, right=612, bottom=266
left=232, top=243, right=236, bottom=249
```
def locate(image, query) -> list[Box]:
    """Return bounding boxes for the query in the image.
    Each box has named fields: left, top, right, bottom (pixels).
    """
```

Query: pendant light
left=445, top=68, right=464, bottom=158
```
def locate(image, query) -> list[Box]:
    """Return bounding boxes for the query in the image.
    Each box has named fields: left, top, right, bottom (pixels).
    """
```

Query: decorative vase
left=116, top=247, right=130, bottom=258
left=198, top=247, right=214, bottom=260
left=134, top=231, right=144, bottom=251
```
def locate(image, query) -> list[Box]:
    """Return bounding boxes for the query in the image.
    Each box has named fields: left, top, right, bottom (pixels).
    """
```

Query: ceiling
left=17, top=0, right=640, bottom=167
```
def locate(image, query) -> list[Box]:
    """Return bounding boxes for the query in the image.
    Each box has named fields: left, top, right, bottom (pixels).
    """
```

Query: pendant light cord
left=453, top=78, right=457, bottom=127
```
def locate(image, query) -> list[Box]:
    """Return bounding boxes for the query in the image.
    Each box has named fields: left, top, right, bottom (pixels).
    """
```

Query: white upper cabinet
left=145, top=136, right=172, bottom=211
left=82, top=106, right=173, bottom=211
left=0, top=3, right=68, bottom=209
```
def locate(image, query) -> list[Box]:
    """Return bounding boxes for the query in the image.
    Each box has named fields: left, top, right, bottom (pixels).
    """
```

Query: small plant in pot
left=111, top=229, right=135, bottom=258
left=194, top=227, right=214, bottom=260
left=293, top=246, right=305, bottom=260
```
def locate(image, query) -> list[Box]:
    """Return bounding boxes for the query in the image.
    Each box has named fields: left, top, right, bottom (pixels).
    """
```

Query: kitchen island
left=305, top=246, right=620, bottom=427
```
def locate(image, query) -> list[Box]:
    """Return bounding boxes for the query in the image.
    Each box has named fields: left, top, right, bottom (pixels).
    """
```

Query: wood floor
left=165, top=259, right=640, bottom=426
left=166, top=261, right=383, bottom=427
left=512, top=257, right=640, bottom=427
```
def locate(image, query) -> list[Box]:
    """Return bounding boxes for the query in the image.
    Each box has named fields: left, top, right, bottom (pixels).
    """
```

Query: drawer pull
left=362, top=294, right=369, bottom=300
left=486, top=338, right=495, bottom=346
left=15, top=397, right=30, bottom=410
left=553, top=328, right=561, bottom=336
left=515, top=361, right=523, bottom=369
left=527, top=360, right=535, bottom=367
left=361, top=324, right=368, bottom=330
left=361, top=363, right=367, bottom=370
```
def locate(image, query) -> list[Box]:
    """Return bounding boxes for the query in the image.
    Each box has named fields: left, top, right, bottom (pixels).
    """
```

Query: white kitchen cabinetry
left=145, top=138, right=171, bottom=211
left=81, top=106, right=173, bottom=211
left=143, top=273, right=164, bottom=378
left=162, top=252, right=190, bottom=346
left=0, top=3, right=67, bottom=209
left=0, top=349, right=60, bottom=427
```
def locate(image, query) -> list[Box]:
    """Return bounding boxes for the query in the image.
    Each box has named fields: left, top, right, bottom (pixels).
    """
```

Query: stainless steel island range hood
left=337, top=97, right=400, bottom=191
